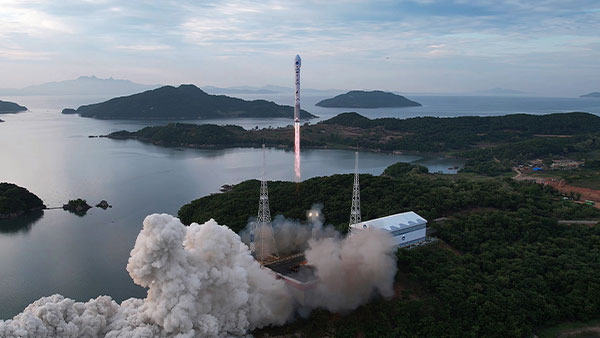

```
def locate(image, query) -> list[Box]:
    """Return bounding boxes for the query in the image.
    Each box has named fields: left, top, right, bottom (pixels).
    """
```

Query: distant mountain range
left=474, top=88, right=528, bottom=96
left=580, top=92, right=600, bottom=98
left=62, top=84, right=316, bottom=120
left=0, top=76, right=159, bottom=96
left=0, top=100, right=27, bottom=114
left=316, top=90, right=422, bottom=108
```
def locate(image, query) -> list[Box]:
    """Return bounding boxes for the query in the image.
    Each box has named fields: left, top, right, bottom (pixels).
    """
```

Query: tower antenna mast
left=251, top=144, right=279, bottom=262
left=349, top=147, right=361, bottom=228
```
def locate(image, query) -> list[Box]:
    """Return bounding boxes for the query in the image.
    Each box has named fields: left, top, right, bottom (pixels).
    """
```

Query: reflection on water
left=8, top=92, right=592, bottom=319
left=0, top=210, right=43, bottom=234
left=0, top=102, right=468, bottom=319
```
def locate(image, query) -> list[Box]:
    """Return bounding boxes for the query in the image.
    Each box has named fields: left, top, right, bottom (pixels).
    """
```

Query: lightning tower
left=294, top=54, right=301, bottom=181
left=349, top=150, right=361, bottom=227
left=251, top=144, right=279, bottom=262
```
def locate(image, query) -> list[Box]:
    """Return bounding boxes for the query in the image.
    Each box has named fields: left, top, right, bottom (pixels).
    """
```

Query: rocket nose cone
left=295, top=54, right=301, bottom=66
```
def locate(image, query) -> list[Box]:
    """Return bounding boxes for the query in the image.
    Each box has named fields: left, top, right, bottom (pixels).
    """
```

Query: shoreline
left=101, top=134, right=459, bottom=159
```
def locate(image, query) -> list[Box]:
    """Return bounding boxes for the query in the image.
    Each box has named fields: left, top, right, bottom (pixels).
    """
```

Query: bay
left=0, top=95, right=461, bottom=318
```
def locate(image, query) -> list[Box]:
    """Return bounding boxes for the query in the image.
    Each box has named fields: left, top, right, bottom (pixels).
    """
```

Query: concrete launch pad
left=264, top=253, right=317, bottom=305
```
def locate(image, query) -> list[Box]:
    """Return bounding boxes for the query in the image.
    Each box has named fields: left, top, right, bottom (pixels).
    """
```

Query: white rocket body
left=294, top=54, right=301, bottom=122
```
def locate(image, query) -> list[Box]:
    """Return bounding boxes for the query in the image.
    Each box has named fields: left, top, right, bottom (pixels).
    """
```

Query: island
left=580, top=92, right=600, bottom=98
left=0, top=100, right=27, bottom=114
left=106, top=111, right=600, bottom=198
left=315, top=90, right=421, bottom=108
left=62, top=84, right=316, bottom=120
left=106, top=111, right=600, bottom=156
left=63, top=198, right=92, bottom=216
left=176, top=162, right=600, bottom=338
left=0, top=183, right=45, bottom=219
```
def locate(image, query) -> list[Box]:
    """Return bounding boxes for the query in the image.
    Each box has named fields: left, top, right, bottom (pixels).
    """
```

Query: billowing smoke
left=242, top=204, right=398, bottom=312
left=1, top=208, right=399, bottom=337
left=305, top=228, right=397, bottom=312
left=0, top=214, right=294, bottom=337
left=241, top=204, right=339, bottom=257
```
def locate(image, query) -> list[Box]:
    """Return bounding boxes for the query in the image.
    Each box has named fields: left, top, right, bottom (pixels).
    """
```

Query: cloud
left=1, top=0, right=599, bottom=94
left=0, top=48, right=55, bottom=60
left=0, top=1, right=73, bottom=38
left=114, top=44, right=172, bottom=51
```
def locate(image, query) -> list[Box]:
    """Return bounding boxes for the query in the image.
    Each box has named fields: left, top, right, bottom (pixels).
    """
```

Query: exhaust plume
left=0, top=214, right=294, bottom=337
left=305, top=228, right=397, bottom=312
left=1, top=208, right=398, bottom=337
left=242, top=205, right=398, bottom=312
left=294, top=122, right=301, bottom=181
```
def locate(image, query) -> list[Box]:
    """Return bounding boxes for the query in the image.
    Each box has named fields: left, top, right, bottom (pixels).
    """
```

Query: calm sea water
left=1, top=93, right=597, bottom=318
left=0, top=94, right=473, bottom=319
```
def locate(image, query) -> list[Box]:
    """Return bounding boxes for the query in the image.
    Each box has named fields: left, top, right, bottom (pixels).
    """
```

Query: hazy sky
left=1, top=0, right=599, bottom=96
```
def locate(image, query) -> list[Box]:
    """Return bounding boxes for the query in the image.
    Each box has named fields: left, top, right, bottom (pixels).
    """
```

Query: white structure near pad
left=350, top=211, right=427, bottom=247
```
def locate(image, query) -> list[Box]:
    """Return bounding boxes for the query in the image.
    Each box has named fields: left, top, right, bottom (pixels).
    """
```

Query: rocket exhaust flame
left=294, top=122, right=301, bottom=181
left=294, top=54, right=301, bottom=182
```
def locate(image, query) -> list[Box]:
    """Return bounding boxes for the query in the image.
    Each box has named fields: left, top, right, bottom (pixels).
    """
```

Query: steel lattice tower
left=349, top=151, right=361, bottom=227
left=250, top=144, right=278, bottom=262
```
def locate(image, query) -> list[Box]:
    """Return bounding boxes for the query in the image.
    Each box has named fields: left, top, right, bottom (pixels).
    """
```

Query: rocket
left=294, top=54, right=301, bottom=123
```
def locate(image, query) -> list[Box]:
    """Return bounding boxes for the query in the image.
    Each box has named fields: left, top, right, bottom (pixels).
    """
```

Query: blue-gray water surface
left=0, top=93, right=597, bottom=319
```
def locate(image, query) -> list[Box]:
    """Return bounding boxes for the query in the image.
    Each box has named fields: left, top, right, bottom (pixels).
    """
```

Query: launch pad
left=264, top=253, right=317, bottom=305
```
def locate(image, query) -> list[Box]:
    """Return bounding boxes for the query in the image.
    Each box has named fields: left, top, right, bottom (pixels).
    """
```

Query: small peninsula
left=62, top=84, right=316, bottom=120
left=580, top=92, right=600, bottom=98
left=106, top=111, right=600, bottom=178
left=107, top=111, right=600, bottom=152
left=315, top=90, right=421, bottom=108
left=0, top=183, right=45, bottom=219
left=0, top=100, right=28, bottom=114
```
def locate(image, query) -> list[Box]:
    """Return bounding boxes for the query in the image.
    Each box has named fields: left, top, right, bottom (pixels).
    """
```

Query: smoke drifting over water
left=0, top=214, right=294, bottom=337
left=1, top=209, right=398, bottom=337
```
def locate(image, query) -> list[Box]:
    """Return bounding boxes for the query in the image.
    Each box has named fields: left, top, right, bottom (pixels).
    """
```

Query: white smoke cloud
left=241, top=204, right=340, bottom=257
left=0, top=209, right=399, bottom=337
left=0, top=214, right=294, bottom=338
left=305, top=229, right=398, bottom=312
left=241, top=205, right=398, bottom=313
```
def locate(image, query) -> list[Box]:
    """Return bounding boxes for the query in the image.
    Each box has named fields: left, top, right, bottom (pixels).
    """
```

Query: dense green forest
left=0, top=183, right=45, bottom=219
left=109, top=112, right=600, bottom=177
left=109, top=111, right=600, bottom=152
left=178, top=166, right=600, bottom=337
left=315, top=90, right=422, bottom=108
left=179, top=168, right=600, bottom=233
left=63, top=84, right=315, bottom=120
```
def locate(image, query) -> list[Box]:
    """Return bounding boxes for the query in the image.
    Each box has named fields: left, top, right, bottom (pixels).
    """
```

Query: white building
left=350, top=211, right=427, bottom=247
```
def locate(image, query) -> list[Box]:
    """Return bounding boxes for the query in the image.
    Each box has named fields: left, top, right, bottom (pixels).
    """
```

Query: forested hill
left=178, top=166, right=600, bottom=337
left=62, top=84, right=316, bottom=120
left=0, top=183, right=45, bottom=219
left=107, top=111, right=600, bottom=155
left=316, top=90, right=422, bottom=108
left=0, top=100, right=27, bottom=114
left=323, top=111, right=600, bottom=135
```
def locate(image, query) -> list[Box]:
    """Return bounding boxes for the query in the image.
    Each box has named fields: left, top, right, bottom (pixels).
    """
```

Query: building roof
left=350, top=211, right=427, bottom=232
